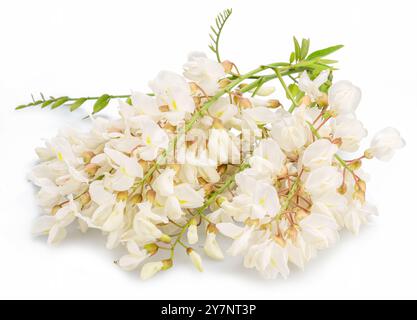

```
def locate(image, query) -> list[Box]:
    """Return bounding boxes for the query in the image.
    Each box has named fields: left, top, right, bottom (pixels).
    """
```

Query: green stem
left=277, top=177, right=300, bottom=220
left=272, top=68, right=298, bottom=112
left=195, top=162, right=250, bottom=215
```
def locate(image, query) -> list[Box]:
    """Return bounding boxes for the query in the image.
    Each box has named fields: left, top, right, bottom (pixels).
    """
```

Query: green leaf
left=208, top=9, right=233, bottom=62
left=93, top=94, right=111, bottom=113
left=300, top=38, right=310, bottom=60
left=293, top=37, right=301, bottom=61
left=69, top=98, right=87, bottom=111
left=307, top=45, right=344, bottom=60
left=51, top=97, right=69, bottom=109
left=289, top=52, right=295, bottom=64
left=15, top=104, right=30, bottom=110
left=41, top=100, right=54, bottom=108
left=289, top=83, right=300, bottom=97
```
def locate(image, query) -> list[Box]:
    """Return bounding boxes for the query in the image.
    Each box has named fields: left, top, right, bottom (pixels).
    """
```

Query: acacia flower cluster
left=20, top=9, right=404, bottom=280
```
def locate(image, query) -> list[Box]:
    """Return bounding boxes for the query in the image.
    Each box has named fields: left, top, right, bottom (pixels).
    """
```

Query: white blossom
left=328, top=80, right=362, bottom=115
left=367, top=127, right=405, bottom=161
left=183, top=52, right=225, bottom=95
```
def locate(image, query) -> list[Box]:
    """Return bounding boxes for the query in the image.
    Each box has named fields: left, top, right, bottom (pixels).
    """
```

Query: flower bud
left=218, top=78, right=232, bottom=88
left=337, top=183, right=347, bottom=195
left=116, top=191, right=129, bottom=202
left=187, top=220, right=198, bottom=245
left=146, top=189, right=156, bottom=203
left=332, top=137, right=343, bottom=148
left=364, top=149, right=374, bottom=159
left=204, top=231, right=224, bottom=260
left=187, top=248, right=204, bottom=272
left=139, top=159, right=149, bottom=171
left=353, top=190, right=365, bottom=204
left=82, top=151, right=95, bottom=164
left=159, top=234, right=171, bottom=244
left=300, top=95, right=312, bottom=106
left=355, top=179, right=366, bottom=193
left=215, top=196, right=227, bottom=207
left=162, top=258, right=173, bottom=270
left=349, top=160, right=362, bottom=171
left=317, top=93, right=329, bottom=108
left=130, top=193, right=143, bottom=204
left=144, top=243, right=159, bottom=256
left=140, top=261, right=163, bottom=280
left=267, top=99, right=281, bottom=108
left=84, top=163, right=99, bottom=177
left=217, top=164, right=228, bottom=175
left=222, top=60, right=234, bottom=73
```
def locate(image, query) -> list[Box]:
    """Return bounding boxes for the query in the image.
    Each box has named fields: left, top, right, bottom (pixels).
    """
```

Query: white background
left=0, top=0, right=416, bottom=300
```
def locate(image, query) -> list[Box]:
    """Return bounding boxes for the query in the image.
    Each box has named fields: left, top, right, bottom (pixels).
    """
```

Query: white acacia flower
left=102, top=201, right=126, bottom=232
left=331, top=115, right=367, bottom=152
left=367, top=127, right=405, bottom=161
left=140, top=261, right=163, bottom=280
left=152, top=168, right=176, bottom=197
left=305, top=166, right=342, bottom=197
left=250, top=138, right=286, bottom=176
left=328, top=80, right=362, bottom=115
left=32, top=196, right=79, bottom=245
left=217, top=223, right=254, bottom=256
left=173, top=183, right=205, bottom=208
left=104, top=147, right=143, bottom=191
left=302, top=139, right=338, bottom=169
left=183, top=51, right=225, bottom=95
left=204, top=231, right=224, bottom=260
left=187, top=249, right=204, bottom=272
left=149, top=71, right=195, bottom=125
left=300, top=213, right=339, bottom=250
left=133, top=215, right=163, bottom=243
left=187, top=223, right=198, bottom=245
left=311, top=191, right=348, bottom=225
left=208, top=98, right=238, bottom=123
left=118, top=241, right=149, bottom=271
left=234, top=172, right=281, bottom=219
left=119, top=91, right=161, bottom=121
left=243, top=240, right=290, bottom=279
left=298, top=70, right=329, bottom=101
left=271, top=115, right=308, bottom=152
left=137, top=118, right=169, bottom=161
left=343, top=200, right=378, bottom=234
left=242, top=107, right=277, bottom=134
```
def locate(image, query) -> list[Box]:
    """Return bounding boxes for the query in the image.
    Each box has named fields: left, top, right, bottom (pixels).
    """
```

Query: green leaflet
left=51, top=97, right=69, bottom=109
left=307, top=45, right=344, bottom=60
left=93, top=94, right=111, bottom=113
left=69, top=98, right=88, bottom=111
left=293, top=37, right=301, bottom=61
